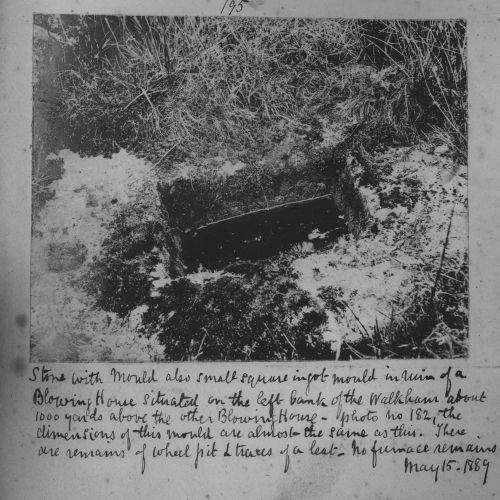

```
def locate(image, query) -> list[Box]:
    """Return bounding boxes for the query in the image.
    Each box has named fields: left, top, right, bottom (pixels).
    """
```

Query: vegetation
left=345, top=254, right=468, bottom=359
left=82, top=200, right=165, bottom=316
left=357, top=21, right=467, bottom=161
left=35, top=15, right=468, bottom=360
left=140, top=261, right=333, bottom=361
left=51, top=16, right=466, bottom=163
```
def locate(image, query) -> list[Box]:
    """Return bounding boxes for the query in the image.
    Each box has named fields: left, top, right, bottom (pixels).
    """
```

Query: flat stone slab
left=182, top=195, right=346, bottom=271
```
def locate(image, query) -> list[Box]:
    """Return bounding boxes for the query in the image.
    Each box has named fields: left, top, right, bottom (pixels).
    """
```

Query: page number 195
left=220, top=0, right=246, bottom=15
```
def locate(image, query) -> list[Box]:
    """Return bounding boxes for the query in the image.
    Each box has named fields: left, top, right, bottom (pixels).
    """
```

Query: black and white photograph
left=31, top=15, right=468, bottom=362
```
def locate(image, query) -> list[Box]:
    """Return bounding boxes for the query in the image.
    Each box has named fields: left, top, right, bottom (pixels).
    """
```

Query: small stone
left=47, top=240, right=87, bottom=272
left=86, top=192, right=99, bottom=207
left=434, top=145, right=450, bottom=155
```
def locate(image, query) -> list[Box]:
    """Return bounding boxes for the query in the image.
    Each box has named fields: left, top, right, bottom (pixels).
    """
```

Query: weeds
left=50, top=16, right=466, bottom=162
left=82, top=200, right=165, bottom=316
left=357, top=20, right=467, bottom=161
left=140, top=266, right=334, bottom=361
left=343, top=253, right=468, bottom=360
left=55, top=16, right=355, bottom=158
left=32, top=157, right=65, bottom=215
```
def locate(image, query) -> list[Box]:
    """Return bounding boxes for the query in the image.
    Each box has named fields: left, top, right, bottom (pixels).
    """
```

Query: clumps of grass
left=82, top=201, right=166, bottom=316
left=342, top=254, right=468, bottom=360
left=55, top=16, right=358, bottom=158
left=356, top=20, right=467, bottom=161
left=47, top=17, right=466, bottom=161
left=342, top=205, right=468, bottom=360
left=32, top=156, right=65, bottom=216
left=32, top=171, right=56, bottom=215
left=139, top=262, right=334, bottom=361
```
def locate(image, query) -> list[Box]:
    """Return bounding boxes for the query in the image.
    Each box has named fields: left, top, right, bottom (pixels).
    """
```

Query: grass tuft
left=50, top=16, right=466, bottom=163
